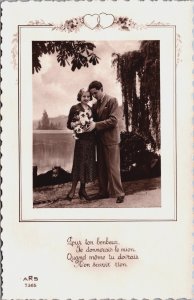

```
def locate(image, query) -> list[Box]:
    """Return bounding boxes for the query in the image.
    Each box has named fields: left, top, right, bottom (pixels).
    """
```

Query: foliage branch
left=32, top=41, right=100, bottom=73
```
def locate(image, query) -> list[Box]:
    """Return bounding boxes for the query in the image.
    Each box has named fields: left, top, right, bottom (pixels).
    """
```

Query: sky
left=32, top=40, right=140, bottom=120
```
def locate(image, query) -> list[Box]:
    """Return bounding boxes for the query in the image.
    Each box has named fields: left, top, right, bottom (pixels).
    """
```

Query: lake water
left=33, top=130, right=75, bottom=174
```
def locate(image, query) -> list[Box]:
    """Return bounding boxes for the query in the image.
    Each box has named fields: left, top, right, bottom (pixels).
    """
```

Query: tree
left=139, top=41, right=160, bottom=148
left=39, top=110, right=50, bottom=130
left=32, top=41, right=100, bottom=74
left=37, top=121, right=42, bottom=130
left=56, top=122, right=61, bottom=130
left=37, top=111, right=62, bottom=130
left=112, top=40, right=160, bottom=150
left=50, top=122, right=55, bottom=130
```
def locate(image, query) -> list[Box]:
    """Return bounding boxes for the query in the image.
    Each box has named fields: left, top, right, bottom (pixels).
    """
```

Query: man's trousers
left=97, top=141, right=125, bottom=197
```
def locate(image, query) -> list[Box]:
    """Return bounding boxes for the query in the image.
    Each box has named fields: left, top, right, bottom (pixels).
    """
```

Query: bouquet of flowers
left=71, top=108, right=93, bottom=139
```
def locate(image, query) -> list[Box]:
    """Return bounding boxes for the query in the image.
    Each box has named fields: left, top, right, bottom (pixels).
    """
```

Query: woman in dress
left=65, top=88, right=96, bottom=201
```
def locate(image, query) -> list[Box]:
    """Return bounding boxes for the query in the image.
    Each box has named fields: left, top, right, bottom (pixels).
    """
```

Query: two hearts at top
left=83, top=13, right=115, bottom=30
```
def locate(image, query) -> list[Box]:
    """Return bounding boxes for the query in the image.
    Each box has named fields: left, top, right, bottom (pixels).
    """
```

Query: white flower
left=79, top=111, right=90, bottom=126
left=72, top=108, right=93, bottom=139
left=146, top=143, right=152, bottom=151
left=72, top=133, right=79, bottom=140
left=74, top=125, right=83, bottom=134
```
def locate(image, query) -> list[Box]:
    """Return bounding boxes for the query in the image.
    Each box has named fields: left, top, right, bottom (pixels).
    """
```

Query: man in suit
left=87, top=81, right=125, bottom=203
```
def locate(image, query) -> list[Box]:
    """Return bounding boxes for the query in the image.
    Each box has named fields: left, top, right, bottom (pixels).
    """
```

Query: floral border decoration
left=11, top=15, right=181, bottom=68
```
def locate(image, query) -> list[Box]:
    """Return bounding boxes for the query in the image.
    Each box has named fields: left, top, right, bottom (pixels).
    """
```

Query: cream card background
left=1, top=1, right=192, bottom=298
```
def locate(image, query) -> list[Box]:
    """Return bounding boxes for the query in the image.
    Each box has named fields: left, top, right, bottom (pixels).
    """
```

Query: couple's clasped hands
left=70, top=121, right=96, bottom=132
left=86, top=121, right=96, bottom=132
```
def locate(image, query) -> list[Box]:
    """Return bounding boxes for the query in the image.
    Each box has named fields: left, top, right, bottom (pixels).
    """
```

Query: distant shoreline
left=33, top=129, right=72, bottom=134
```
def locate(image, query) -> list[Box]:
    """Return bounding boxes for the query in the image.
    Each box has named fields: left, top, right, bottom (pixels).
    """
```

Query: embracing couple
left=66, top=80, right=125, bottom=204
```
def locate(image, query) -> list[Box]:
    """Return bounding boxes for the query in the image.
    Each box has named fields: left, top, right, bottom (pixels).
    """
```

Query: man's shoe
left=116, top=195, right=125, bottom=203
left=90, top=193, right=109, bottom=200
left=64, top=193, right=73, bottom=201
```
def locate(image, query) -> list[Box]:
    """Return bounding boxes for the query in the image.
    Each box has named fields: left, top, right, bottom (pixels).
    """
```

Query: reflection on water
left=33, top=130, right=75, bottom=174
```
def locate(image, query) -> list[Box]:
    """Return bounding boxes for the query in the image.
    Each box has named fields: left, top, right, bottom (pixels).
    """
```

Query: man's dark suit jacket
left=92, top=94, right=120, bottom=145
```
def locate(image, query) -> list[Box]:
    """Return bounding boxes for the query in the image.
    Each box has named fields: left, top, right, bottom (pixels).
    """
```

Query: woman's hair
left=77, top=88, right=93, bottom=102
left=88, top=81, right=103, bottom=91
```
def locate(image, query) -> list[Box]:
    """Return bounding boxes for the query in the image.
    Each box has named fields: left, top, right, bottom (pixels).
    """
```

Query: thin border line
left=20, top=219, right=177, bottom=223
left=18, top=25, right=22, bottom=222
left=192, top=4, right=194, bottom=300
left=174, top=25, right=178, bottom=221
left=18, top=24, right=177, bottom=222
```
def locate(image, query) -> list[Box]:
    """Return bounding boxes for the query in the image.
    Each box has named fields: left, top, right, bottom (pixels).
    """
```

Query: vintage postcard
left=1, top=0, right=193, bottom=298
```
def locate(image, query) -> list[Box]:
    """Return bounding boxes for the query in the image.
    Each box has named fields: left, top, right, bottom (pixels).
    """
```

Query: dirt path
left=33, top=177, right=161, bottom=208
